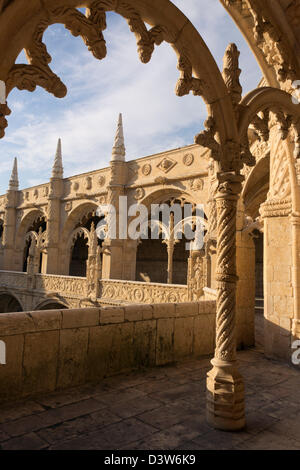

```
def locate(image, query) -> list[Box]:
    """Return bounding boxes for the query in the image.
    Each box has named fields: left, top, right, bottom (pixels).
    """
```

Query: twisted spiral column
left=206, top=173, right=245, bottom=431
left=215, top=197, right=237, bottom=362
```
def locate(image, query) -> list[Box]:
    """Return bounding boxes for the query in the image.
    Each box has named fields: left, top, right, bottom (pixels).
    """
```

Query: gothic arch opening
left=69, top=211, right=104, bottom=277
left=22, top=216, right=47, bottom=273
left=0, top=293, right=22, bottom=313
left=136, top=195, right=207, bottom=285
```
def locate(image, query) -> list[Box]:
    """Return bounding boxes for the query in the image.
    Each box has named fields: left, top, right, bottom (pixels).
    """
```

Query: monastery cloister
left=0, top=0, right=300, bottom=433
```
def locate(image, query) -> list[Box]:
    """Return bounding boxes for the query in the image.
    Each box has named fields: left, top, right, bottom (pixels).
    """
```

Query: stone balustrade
left=100, top=279, right=189, bottom=304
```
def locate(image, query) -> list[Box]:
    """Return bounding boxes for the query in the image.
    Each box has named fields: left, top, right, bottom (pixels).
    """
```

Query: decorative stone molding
left=0, top=102, right=11, bottom=139
left=134, top=187, right=145, bottom=200
left=142, top=163, right=152, bottom=176
left=222, top=43, right=242, bottom=108
left=189, top=178, right=204, bottom=191
left=100, top=279, right=188, bottom=304
left=35, top=273, right=87, bottom=296
left=65, top=201, right=72, bottom=212
left=2, top=2, right=175, bottom=132
left=85, top=176, right=92, bottom=191
left=98, top=175, right=106, bottom=187
left=183, top=153, right=194, bottom=166
left=157, top=157, right=177, bottom=174
left=260, top=197, right=292, bottom=218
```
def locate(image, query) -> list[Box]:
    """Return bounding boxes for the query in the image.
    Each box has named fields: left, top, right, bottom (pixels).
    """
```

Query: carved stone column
left=162, top=213, right=178, bottom=284
left=206, top=172, right=245, bottom=431
left=188, top=249, right=205, bottom=301
left=86, top=223, right=101, bottom=299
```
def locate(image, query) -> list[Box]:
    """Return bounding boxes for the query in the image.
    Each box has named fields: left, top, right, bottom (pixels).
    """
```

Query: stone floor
left=0, top=317, right=300, bottom=450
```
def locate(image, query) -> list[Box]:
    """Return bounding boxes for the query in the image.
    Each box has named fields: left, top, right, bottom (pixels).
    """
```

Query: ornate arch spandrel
left=0, top=0, right=238, bottom=152
left=15, top=209, right=46, bottom=248
left=238, top=86, right=300, bottom=213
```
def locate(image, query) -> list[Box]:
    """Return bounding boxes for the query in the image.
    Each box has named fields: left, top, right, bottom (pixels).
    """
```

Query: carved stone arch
left=0, top=0, right=238, bottom=147
left=61, top=201, right=99, bottom=243
left=0, top=289, right=23, bottom=313
left=67, top=226, right=91, bottom=253
left=14, top=209, right=46, bottom=271
left=239, top=86, right=300, bottom=213
left=60, top=200, right=99, bottom=274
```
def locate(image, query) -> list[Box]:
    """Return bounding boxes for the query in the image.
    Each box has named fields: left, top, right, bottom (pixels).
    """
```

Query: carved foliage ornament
left=183, top=153, right=194, bottom=166
left=1, top=1, right=178, bottom=137
left=224, top=0, right=297, bottom=83
left=157, top=157, right=177, bottom=174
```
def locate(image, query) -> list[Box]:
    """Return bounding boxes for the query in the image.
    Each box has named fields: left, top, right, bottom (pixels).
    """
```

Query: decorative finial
left=111, top=113, right=126, bottom=162
left=52, top=138, right=63, bottom=178
left=9, top=157, right=19, bottom=190
left=222, top=43, right=242, bottom=107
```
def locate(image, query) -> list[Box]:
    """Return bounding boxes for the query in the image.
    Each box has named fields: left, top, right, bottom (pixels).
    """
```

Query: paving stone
left=0, top=400, right=45, bottom=424
left=37, top=410, right=121, bottom=446
left=112, top=396, right=162, bottom=419
left=94, top=387, right=147, bottom=406
left=0, top=349, right=300, bottom=450
left=0, top=413, right=45, bottom=437
left=1, top=432, right=48, bottom=450
left=35, top=398, right=106, bottom=428
left=234, top=430, right=300, bottom=450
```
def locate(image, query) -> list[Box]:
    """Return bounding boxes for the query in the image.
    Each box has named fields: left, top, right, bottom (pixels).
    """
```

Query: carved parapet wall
left=35, top=274, right=87, bottom=297
left=100, top=279, right=189, bottom=304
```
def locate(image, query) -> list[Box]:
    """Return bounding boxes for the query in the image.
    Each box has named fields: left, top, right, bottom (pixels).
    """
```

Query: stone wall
left=264, top=216, right=294, bottom=361
left=0, top=301, right=216, bottom=402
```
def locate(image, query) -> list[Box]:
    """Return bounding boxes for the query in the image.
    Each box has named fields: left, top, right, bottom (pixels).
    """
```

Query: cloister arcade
left=0, top=0, right=299, bottom=432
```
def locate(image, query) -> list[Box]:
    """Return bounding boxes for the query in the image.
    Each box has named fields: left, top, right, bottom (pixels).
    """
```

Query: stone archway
left=1, top=0, right=299, bottom=432
left=220, top=0, right=300, bottom=91
left=60, top=201, right=99, bottom=274
left=0, top=0, right=239, bottom=150
left=14, top=209, right=46, bottom=272
left=0, top=292, right=23, bottom=313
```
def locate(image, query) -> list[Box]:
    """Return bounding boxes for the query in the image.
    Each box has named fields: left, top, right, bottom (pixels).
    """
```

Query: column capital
left=216, top=172, right=244, bottom=199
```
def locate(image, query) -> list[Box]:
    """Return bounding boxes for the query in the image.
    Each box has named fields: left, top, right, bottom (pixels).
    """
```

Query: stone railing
left=0, top=270, right=27, bottom=290
left=100, top=279, right=189, bottom=304
left=203, top=287, right=217, bottom=301
left=0, top=301, right=216, bottom=402
left=35, top=273, right=87, bottom=297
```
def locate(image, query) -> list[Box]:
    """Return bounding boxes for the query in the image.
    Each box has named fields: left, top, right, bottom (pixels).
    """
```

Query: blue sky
left=0, top=0, right=261, bottom=192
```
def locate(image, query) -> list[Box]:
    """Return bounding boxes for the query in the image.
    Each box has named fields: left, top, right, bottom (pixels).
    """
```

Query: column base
left=206, top=358, right=245, bottom=431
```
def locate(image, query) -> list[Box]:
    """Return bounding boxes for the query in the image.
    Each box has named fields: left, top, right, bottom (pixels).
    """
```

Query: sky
left=0, top=0, right=261, bottom=192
